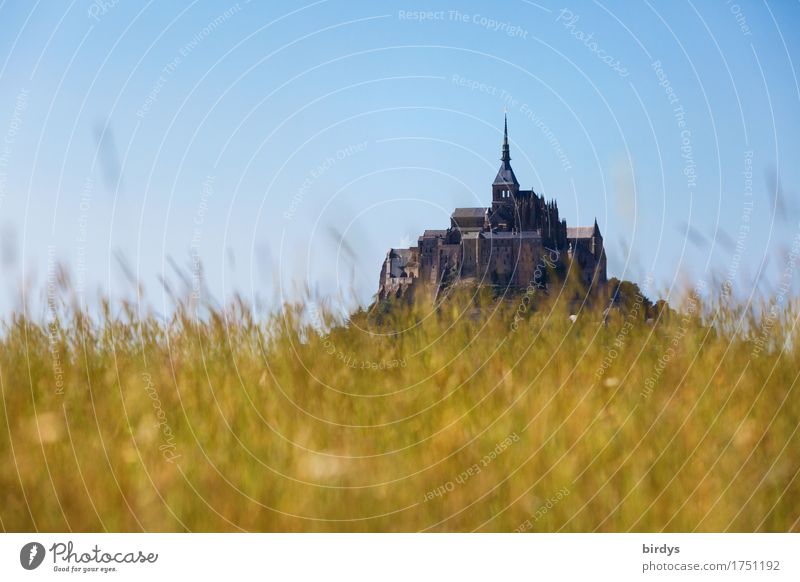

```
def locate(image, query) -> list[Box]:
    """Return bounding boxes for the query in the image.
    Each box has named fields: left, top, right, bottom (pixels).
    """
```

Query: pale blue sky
left=0, top=0, right=798, bottom=315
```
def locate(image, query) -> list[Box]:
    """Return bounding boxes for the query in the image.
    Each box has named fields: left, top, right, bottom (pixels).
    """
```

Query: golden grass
left=1, top=283, right=798, bottom=532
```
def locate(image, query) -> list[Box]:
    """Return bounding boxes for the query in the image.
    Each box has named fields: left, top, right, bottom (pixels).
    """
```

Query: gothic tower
left=492, top=114, right=519, bottom=211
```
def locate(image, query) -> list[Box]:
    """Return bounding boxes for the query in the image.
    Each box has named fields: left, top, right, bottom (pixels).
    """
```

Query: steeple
left=501, top=113, right=510, bottom=163
left=493, top=115, right=519, bottom=194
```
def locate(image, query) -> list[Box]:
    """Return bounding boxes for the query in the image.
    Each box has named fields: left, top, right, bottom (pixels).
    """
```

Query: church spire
left=501, top=113, right=510, bottom=163
left=493, top=114, right=519, bottom=198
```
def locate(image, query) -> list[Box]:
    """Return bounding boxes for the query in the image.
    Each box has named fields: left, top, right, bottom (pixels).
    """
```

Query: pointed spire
left=493, top=114, right=519, bottom=189
left=501, top=113, right=510, bottom=163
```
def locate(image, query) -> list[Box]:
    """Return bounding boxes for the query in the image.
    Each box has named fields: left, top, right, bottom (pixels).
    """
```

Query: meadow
left=1, top=278, right=798, bottom=532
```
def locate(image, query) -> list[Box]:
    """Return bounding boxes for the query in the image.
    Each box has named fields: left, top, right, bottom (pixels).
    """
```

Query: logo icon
left=20, top=542, right=45, bottom=570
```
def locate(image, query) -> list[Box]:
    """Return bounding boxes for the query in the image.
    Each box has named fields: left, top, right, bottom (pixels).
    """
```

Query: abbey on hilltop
left=377, top=116, right=607, bottom=301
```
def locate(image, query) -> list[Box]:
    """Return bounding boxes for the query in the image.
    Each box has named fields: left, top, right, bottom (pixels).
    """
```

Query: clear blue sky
left=0, top=0, right=798, bottom=315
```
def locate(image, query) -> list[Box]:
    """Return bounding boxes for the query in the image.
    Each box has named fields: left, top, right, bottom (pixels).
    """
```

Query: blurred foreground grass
left=1, top=283, right=798, bottom=532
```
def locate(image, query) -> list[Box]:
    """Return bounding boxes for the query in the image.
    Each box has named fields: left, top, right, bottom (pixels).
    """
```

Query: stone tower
left=492, top=114, right=519, bottom=212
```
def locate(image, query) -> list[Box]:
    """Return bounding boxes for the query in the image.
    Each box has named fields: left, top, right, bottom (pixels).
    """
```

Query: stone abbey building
left=377, top=117, right=607, bottom=301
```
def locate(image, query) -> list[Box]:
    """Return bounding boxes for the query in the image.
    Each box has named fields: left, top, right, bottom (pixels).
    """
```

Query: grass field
left=1, top=280, right=798, bottom=532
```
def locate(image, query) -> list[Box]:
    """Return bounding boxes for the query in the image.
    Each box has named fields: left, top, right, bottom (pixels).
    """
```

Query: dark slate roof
left=493, top=161, right=519, bottom=187
left=482, top=231, right=542, bottom=240
left=421, top=229, right=447, bottom=238
left=452, top=207, right=486, bottom=218
left=567, top=226, right=594, bottom=239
